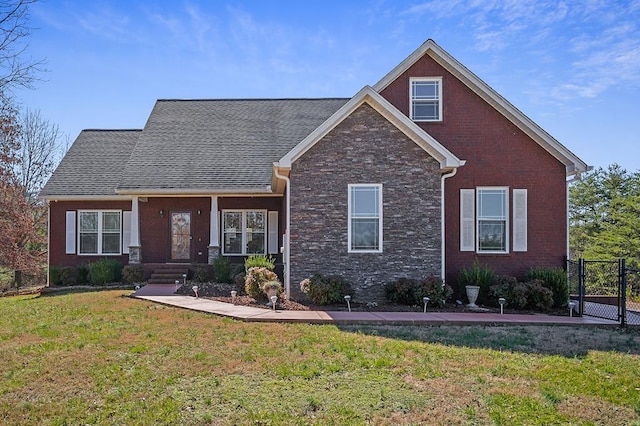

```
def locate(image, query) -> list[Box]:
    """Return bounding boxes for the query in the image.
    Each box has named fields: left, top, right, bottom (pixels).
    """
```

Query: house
left=40, top=39, right=589, bottom=301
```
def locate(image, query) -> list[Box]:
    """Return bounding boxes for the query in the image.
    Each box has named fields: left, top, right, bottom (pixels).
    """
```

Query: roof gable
left=373, top=39, right=589, bottom=176
left=278, top=86, right=464, bottom=171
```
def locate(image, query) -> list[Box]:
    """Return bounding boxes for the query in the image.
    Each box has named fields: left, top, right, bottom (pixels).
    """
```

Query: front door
left=170, top=211, right=191, bottom=261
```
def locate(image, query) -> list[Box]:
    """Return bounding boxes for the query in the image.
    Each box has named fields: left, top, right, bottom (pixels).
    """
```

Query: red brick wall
left=380, top=54, right=567, bottom=283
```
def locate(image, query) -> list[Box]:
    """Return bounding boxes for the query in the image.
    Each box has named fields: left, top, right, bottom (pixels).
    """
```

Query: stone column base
left=208, top=246, right=220, bottom=264
left=128, top=246, right=142, bottom=264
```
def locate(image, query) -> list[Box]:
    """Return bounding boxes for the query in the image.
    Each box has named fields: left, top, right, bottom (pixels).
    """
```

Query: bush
left=245, top=267, right=279, bottom=300
left=213, top=256, right=232, bottom=283
left=88, top=259, right=122, bottom=285
left=49, top=266, right=61, bottom=286
left=245, top=254, right=275, bottom=271
left=76, top=264, right=89, bottom=285
left=385, top=276, right=452, bottom=307
left=122, top=265, right=144, bottom=284
left=192, top=265, right=213, bottom=283
left=458, top=259, right=497, bottom=305
left=59, top=266, right=78, bottom=286
left=525, top=279, right=554, bottom=311
left=300, top=274, right=354, bottom=305
left=526, top=267, right=568, bottom=308
left=489, top=276, right=553, bottom=311
left=262, top=280, right=283, bottom=298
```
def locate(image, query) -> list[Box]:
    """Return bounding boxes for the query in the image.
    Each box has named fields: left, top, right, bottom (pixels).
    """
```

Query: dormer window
left=410, top=77, right=442, bottom=121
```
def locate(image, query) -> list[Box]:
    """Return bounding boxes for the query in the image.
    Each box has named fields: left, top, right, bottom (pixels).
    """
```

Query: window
left=222, top=210, right=266, bottom=255
left=410, top=77, right=442, bottom=121
left=78, top=210, right=122, bottom=255
left=477, top=188, right=508, bottom=253
left=348, top=184, right=383, bottom=253
left=460, top=188, right=527, bottom=254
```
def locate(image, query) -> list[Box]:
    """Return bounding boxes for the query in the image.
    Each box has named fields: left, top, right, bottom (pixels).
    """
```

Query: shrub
left=76, top=264, right=89, bottom=285
left=88, top=259, right=122, bottom=285
left=526, top=267, right=568, bottom=308
left=49, top=266, right=61, bottom=286
left=385, top=276, right=452, bottom=307
left=489, top=276, right=518, bottom=307
left=525, top=279, right=554, bottom=311
left=489, top=276, right=553, bottom=311
left=59, top=266, right=78, bottom=286
left=213, top=256, right=232, bottom=283
left=245, top=254, right=275, bottom=271
left=458, top=259, right=497, bottom=305
left=192, top=265, right=213, bottom=283
left=245, top=267, right=279, bottom=300
left=262, top=280, right=283, bottom=298
left=122, top=265, right=144, bottom=284
left=301, top=274, right=354, bottom=305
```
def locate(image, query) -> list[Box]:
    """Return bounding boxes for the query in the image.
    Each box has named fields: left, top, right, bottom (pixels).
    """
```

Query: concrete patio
left=131, top=284, right=618, bottom=326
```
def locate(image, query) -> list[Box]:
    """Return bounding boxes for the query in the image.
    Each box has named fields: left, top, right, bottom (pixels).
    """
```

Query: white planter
left=465, top=285, right=480, bottom=308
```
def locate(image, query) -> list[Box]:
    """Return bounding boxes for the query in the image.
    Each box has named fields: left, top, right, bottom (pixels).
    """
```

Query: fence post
left=578, top=258, right=585, bottom=316
left=620, top=258, right=627, bottom=327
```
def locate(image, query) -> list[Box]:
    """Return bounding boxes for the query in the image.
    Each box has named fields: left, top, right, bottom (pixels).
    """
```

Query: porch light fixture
left=192, top=286, right=199, bottom=298
left=160, top=209, right=165, bottom=217
left=231, top=290, right=237, bottom=304
left=423, top=296, right=430, bottom=313
left=175, top=280, right=180, bottom=291
left=270, top=295, right=277, bottom=311
left=498, top=297, right=506, bottom=315
left=568, top=300, right=577, bottom=317
left=344, top=295, right=351, bottom=312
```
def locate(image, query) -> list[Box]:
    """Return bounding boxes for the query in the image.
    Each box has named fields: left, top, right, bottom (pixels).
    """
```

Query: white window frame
left=77, top=210, right=122, bottom=256
left=476, top=187, right=509, bottom=254
left=221, top=210, right=268, bottom=256
left=348, top=184, right=383, bottom=253
left=409, top=77, right=443, bottom=122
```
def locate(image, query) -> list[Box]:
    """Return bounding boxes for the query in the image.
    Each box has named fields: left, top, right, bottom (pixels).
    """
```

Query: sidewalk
left=131, top=285, right=618, bottom=326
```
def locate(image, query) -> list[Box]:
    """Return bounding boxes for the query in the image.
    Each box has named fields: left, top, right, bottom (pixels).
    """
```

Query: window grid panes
left=78, top=211, right=121, bottom=255
left=223, top=210, right=266, bottom=255
left=349, top=185, right=382, bottom=252
left=411, top=79, right=441, bottom=121
left=477, top=189, right=507, bottom=252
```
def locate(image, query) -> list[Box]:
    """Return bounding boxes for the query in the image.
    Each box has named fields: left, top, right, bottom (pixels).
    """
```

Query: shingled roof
left=116, top=98, right=349, bottom=194
left=39, top=130, right=141, bottom=198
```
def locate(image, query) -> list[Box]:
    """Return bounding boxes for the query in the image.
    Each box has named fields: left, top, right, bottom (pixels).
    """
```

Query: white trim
left=512, top=189, right=528, bottom=252
left=65, top=211, right=76, bottom=254
left=77, top=210, right=123, bottom=256
left=278, top=86, right=464, bottom=171
left=273, top=166, right=290, bottom=297
left=221, top=209, right=268, bottom=256
left=42, top=195, right=131, bottom=201
left=348, top=184, right=383, bottom=253
left=409, top=77, right=443, bottom=122
left=209, top=196, right=219, bottom=247
left=476, top=187, right=509, bottom=254
left=115, top=188, right=279, bottom=196
left=372, top=39, right=588, bottom=176
left=268, top=211, right=279, bottom=255
left=122, top=211, right=132, bottom=254
left=459, top=189, right=475, bottom=252
left=130, top=196, right=140, bottom=247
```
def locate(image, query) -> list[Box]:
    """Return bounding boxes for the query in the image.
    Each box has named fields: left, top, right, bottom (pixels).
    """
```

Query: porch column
left=129, top=196, right=142, bottom=264
left=208, top=196, right=220, bottom=264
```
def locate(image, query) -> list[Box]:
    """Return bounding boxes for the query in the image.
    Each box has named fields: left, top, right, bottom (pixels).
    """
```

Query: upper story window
left=410, top=77, right=442, bottom=122
left=348, top=184, right=383, bottom=253
left=78, top=210, right=122, bottom=255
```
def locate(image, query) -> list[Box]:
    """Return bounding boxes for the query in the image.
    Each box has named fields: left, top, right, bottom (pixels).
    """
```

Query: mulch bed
left=174, top=281, right=564, bottom=314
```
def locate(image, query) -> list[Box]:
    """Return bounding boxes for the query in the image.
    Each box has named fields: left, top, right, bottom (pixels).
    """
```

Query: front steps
left=148, top=265, right=189, bottom=285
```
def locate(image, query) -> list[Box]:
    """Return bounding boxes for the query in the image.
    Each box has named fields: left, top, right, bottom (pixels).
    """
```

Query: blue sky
left=15, top=0, right=640, bottom=172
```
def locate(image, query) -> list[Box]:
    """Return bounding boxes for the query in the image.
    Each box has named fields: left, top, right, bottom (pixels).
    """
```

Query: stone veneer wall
left=289, top=103, right=442, bottom=302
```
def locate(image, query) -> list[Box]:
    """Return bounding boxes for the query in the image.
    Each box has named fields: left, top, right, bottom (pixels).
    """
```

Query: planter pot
left=465, top=285, right=480, bottom=308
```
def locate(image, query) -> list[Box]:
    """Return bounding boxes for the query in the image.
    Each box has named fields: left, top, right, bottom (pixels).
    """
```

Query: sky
left=12, top=0, right=640, bottom=172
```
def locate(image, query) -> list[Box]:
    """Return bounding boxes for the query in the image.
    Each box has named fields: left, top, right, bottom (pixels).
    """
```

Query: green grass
left=0, top=290, right=639, bottom=425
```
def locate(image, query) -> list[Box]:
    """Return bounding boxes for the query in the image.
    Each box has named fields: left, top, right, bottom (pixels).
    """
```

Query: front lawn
left=0, top=290, right=639, bottom=425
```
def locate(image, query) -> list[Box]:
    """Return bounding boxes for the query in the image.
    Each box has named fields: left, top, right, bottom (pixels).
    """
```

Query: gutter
left=273, top=164, right=291, bottom=297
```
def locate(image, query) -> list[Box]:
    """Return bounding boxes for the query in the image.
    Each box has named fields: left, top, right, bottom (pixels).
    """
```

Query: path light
left=182, top=273, right=187, bottom=285
left=231, top=290, right=237, bottom=304
left=192, top=286, right=199, bottom=298
left=175, top=280, right=180, bottom=291
left=423, top=297, right=430, bottom=313
left=344, top=295, right=351, bottom=312
left=270, top=295, right=278, bottom=311
left=568, top=300, right=577, bottom=318
left=498, top=297, right=506, bottom=315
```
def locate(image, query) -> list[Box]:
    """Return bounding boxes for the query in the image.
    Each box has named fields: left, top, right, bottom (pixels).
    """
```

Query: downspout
left=273, top=165, right=291, bottom=297
left=441, top=167, right=459, bottom=283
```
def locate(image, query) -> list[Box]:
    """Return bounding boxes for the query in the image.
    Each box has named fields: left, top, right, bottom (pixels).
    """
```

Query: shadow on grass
left=338, top=323, right=640, bottom=358
left=37, top=285, right=134, bottom=298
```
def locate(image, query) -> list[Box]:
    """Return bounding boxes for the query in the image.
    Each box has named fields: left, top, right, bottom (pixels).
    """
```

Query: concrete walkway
left=131, top=285, right=618, bottom=326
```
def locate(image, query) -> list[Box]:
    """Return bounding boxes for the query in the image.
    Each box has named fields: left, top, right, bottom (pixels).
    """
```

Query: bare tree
left=15, top=108, right=67, bottom=197
left=0, top=0, right=44, bottom=93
